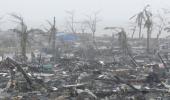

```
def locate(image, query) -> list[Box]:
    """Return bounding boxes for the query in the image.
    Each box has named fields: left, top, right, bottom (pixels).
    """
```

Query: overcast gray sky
left=0, top=0, right=170, bottom=37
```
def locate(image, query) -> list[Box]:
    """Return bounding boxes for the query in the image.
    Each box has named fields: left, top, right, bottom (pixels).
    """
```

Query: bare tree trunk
left=52, top=36, right=56, bottom=64
left=139, top=25, right=142, bottom=39
left=156, top=29, right=163, bottom=51
left=131, top=31, right=135, bottom=39
left=52, top=17, right=57, bottom=64
left=147, top=27, right=150, bottom=53
left=92, top=32, right=95, bottom=44
left=21, top=38, right=27, bottom=61
left=156, top=36, right=160, bottom=51
left=21, top=23, right=27, bottom=62
left=9, top=68, right=15, bottom=88
left=131, top=26, right=136, bottom=39
left=92, top=32, right=99, bottom=51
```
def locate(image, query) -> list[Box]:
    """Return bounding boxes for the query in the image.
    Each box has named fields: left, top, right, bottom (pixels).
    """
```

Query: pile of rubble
left=0, top=52, right=170, bottom=100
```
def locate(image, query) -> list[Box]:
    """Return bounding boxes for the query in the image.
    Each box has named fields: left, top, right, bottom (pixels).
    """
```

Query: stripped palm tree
left=118, top=28, right=129, bottom=56
left=143, top=7, right=153, bottom=53
left=130, top=5, right=150, bottom=39
left=104, top=27, right=130, bottom=56
left=130, top=5, right=153, bottom=53
left=10, top=14, right=43, bottom=62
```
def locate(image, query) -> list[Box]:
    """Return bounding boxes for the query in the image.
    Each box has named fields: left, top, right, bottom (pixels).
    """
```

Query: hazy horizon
left=0, top=0, right=170, bottom=37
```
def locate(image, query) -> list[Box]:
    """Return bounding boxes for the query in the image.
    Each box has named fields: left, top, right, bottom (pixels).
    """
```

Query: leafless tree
left=129, top=23, right=137, bottom=39
left=131, top=26, right=136, bottom=39
left=80, top=21, right=88, bottom=34
left=10, top=14, right=43, bottom=62
left=0, top=16, right=4, bottom=59
left=45, top=17, right=57, bottom=64
left=153, top=10, right=167, bottom=51
left=85, top=12, right=101, bottom=44
left=163, top=9, right=170, bottom=34
left=66, top=10, right=77, bottom=34
left=156, top=15, right=166, bottom=39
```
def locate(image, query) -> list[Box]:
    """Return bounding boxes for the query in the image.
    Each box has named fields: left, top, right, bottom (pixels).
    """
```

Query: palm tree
left=118, top=28, right=129, bottom=56
left=10, top=14, right=43, bottom=62
left=104, top=27, right=129, bottom=56
left=130, top=5, right=153, bottom=53
left=143, top=7, right=153, bottom=53
left=130, top=5, right=150, bottom=39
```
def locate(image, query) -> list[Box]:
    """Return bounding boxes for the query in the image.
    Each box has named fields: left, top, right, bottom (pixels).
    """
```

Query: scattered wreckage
left=0, top=51, right=170, bottom=100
